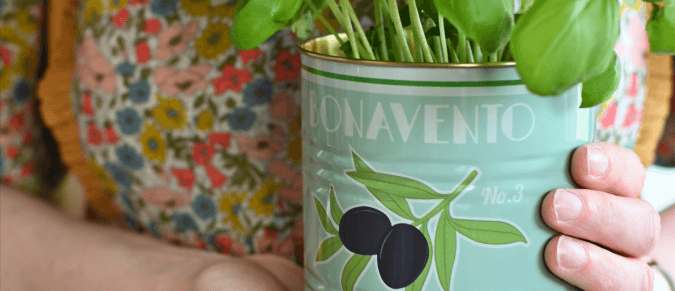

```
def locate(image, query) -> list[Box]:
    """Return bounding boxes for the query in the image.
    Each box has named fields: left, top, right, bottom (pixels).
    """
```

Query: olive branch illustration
left=313, top=151, right=528, bottom=291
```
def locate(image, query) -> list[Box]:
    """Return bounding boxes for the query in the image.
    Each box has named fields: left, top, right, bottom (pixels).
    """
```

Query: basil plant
left=231, top=0, right=675, bottom=108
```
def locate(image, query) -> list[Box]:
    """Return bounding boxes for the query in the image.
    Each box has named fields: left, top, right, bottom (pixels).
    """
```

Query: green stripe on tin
left=302, top=65, right=524, bottom=87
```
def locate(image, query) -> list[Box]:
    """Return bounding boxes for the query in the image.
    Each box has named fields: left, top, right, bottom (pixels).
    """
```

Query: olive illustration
left=339, top=206, right=392, bottom=255
left=377, top=224, right=429, bottom=289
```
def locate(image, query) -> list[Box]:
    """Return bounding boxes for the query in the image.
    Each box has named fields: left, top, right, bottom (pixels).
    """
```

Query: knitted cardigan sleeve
left=37, top=0, right=120, bottom=220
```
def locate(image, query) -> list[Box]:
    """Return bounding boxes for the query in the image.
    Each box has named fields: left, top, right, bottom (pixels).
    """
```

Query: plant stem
left=411, top=170, right=478, bottom=227
left=457, top=32, right=467, bottom=63
left=489, top=52, right=498, bottom=62
left=388, top=0, right=415, bottom=62
left=433, top=37, right=442, bottom=63
left=337, top=0, right=360, bottom=59
left=374, top=0, right=389, bottom=61
left=473, top=41, right=483, bottom=63
left=466, top=40, right=474, bottom=63
left=341, top=0, right=376, bottom=60
left=448, top=39, right=460, bottom=63
left=439, top=13, right=448, bottom=63
left=301, top=0, right=346, bottom=46
left=407, top=0, right=434, bottom=63
left=497, top=47, right=505, bottom=62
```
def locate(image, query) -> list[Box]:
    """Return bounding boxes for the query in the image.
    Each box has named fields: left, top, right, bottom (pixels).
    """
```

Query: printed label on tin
left=302, top=62, right=593, bottom=291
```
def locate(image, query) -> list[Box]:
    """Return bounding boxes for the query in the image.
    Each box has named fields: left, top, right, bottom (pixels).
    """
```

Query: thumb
left=245, top=255, right=304, bottom=291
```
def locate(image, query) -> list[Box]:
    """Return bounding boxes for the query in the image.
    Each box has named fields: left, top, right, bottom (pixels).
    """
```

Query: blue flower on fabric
left=105, top=162, right=132, bottom=189
left=120, top=191, right=136, bottom=213
left=172, top=213, right=198, bottom=232
left=0, top=154, right=5, bottom=176
left=116, top=144, right=144, bottom=170
left=0, top=1, right=5, bottom=13
left=192, top=195, right=216, bottom=220
left=125, top=215, right=143, bottom=233
left=243, top=78, right=273, bottom=106
left=227, top=108, right=256, bottom=131
left=128, top=80, right=150, bottom=104
left=148, top=222, right=161, bottom=238
left=116, top=108, right=141, bottom=135
left=13, top=81, right=31, bottom=103
left=116, top=62, right=136, bottom=76
left=151, top=0, right=178, bottom=16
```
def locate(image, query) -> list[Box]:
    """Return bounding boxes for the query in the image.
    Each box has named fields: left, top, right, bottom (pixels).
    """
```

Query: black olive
left=377, top=224, right=429, bottom=289
left=339, top=206, right=392, bottom=255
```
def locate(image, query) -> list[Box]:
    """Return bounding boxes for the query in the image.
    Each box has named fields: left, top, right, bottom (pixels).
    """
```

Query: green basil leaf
left=433, top=0, right=513, bottom=54
left=314, top=196, right=339, bottom=235
left=341, top=254, right=371, bottom=291
left=511, top=0, right=620, bottom=96
left=316, top=236, right=343, bottom=261
left=647, top=4, right=675, bottom=55
left=435, top=210, right=457, bottom=291
left=580, top=53, right=621, bottom=108
left=346, top=171, right=445, bottom=199
left=330, top=186, right=344, bottom=225
left=406, top=224, right=433, bottom=291
left=450, top=219, right=527, bottom=245
left=231, top=0, right=304, bottom=50
left=367, top=187, right=416, bottom=220
left=291, top=9, right=314, bottom=39
left=351, top=151, right=374, bottom=173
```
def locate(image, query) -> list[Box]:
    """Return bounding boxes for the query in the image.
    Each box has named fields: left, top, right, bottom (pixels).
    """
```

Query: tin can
left=300, top=35, right=594, bottom=291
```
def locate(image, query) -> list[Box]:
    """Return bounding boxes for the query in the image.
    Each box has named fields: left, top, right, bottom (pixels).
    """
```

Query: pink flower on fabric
left=156, top=21, right=199, bottom=61
left=214, top=235, right=248, bottom=256
left=0, top=45, right=11, bottom=67
left=144, top=19, right=162, bottom=34
left=82, top=92, right=95, bottom=115
left=136, top=41, right=151, bottom=64
left=269, top=91, right=297, bottom=120
left=153, top=64, right=210, bottom=96
left=255, top=229, right=294, bottom=258
left=268, top=160, right=302, bottom=202
left=212, top=66, right=252, bottom=94
left=78, top=37, right=116, bottom=94
left=614, top=40, right=626, bottom=63
left=193, top=142, right=215, bottom=165
left=171, top=168, right=196, bottom=189
left=239, top=49, right=263, bottom=65
left=139, top=186, right=191, bottom=210
left=205, top=164, right=227, bottom=188
left=599, top=103, right=617, bottom=129
left=112, top=8, right=129, bottom=28
left=273, top=50, right=300, bottom=82
left=208, top=132, right=231, bottom=148
left=628, top=16, right=648, bottom=69
left=233, top=134, right=283, bottom=161
left=626, top=73, right=639, bottom=98
left=621, top=105, right=642, bottom=128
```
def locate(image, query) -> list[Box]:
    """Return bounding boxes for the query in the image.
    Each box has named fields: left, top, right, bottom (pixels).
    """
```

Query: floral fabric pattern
left=596, top=4, right=648, bottom=149
left=0, top=0, right=43, bottom=195
left=72, top=0, right=305, bottom=261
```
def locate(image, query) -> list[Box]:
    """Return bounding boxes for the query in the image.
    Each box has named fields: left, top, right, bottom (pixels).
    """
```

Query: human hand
left=541, top=142, right=661, bottom=290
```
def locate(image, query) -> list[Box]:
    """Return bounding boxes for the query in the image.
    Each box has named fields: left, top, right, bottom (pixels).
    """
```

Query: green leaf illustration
left=314, top=196, right=339, bottom=235
left=346, top=171, right=445, bottom=199
left=316, top=236, right=343, bottom=262
left=351, top=152, right=373, bottom=172
left=329, top=187, right=344, bottom=225
left=435, top=210, right=457, bottom=291
left=406, top=224, right=433, bottom=291
left=367, top=187, right=416, bottom=220
left=341, top=254, right=371, bottom=291
left=450, top=219, right=527, bottom=245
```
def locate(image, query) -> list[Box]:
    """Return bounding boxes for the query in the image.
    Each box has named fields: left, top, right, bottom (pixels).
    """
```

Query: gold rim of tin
left=298, top=34, right=516, bottom=68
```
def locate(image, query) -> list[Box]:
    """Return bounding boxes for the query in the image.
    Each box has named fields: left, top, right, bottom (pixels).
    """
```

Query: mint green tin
left=300, top=35, right=594, bottom=291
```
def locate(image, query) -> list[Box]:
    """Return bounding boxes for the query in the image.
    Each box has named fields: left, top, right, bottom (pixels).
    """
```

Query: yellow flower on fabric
left=140, top=123, right=167, bottom=163
left=109, top=0, right=129, bottom=10
left=0, top=68, right=13, bottom=91
left=90, top=159, right=119, bottom=196
left=249, top=178, right=282, bottom=217
left=84, top=0, right=105, bottom=21
left=195, top=110, right=213, bottom=131
left=220, top=191, right=248, bottom=235
left=153, top=94, right=187, bottom=130
left=14, top=48, right=38, bottom=76
left=210, top=3, right=235, bottom=19
left=195, top=23, right=231, bottom=60
left=15, top=9, right=38, bottom=33
left=181, top=0, right=209, bottom=17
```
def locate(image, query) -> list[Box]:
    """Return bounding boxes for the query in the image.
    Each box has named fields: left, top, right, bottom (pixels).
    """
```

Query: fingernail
left=553, top=190, right=583, bottom=222
left=557, top=236, right=588, bottom=270
left=587, top=146, right=608, bottom=178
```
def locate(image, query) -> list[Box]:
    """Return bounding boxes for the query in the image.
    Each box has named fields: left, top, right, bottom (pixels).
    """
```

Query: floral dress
left=0, top=0, right=43, bottom=195
left=38, top=0, right=653, bottom=265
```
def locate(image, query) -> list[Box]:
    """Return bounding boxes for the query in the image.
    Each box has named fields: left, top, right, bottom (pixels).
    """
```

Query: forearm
left=0, top=185, right=210, bottom=291
left=653, top=205, right=675, bottom=276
